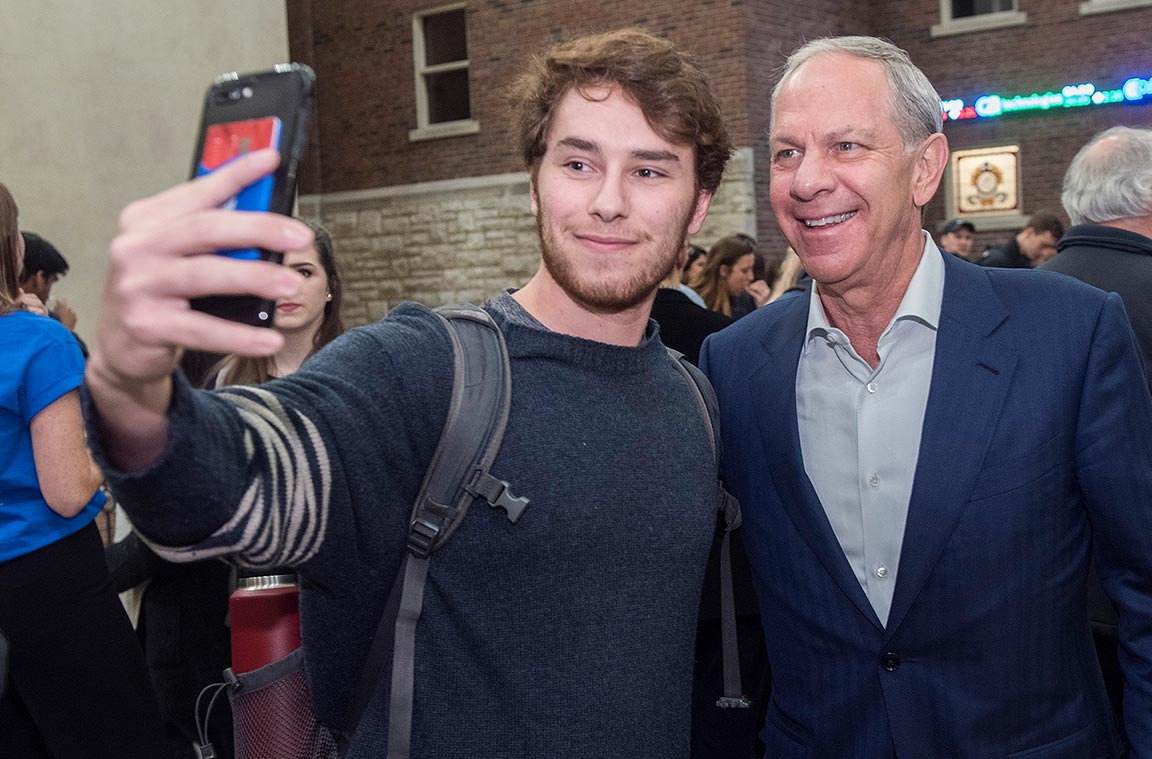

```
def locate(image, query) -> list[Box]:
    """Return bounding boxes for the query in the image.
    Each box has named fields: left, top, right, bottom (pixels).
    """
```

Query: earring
left=325, top=292, right=332, bottom=301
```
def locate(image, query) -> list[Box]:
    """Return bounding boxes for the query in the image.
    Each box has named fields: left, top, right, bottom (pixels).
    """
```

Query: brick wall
left=288, top=0, right=752, bottom=195
left=286, top=0, right=1152, bottom=310
left=877, top=0, right=1152, bottom=238
left=287, top=0, right=764, bottom=315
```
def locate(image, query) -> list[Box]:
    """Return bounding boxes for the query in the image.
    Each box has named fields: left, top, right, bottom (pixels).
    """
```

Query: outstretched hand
left=85, top=149, right=313, bottom=471
left=89, top=149, right=312, bottom=389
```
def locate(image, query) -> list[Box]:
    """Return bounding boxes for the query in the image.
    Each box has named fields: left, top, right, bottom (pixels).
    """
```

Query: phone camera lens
left=228, top=89, right=242, bottom=100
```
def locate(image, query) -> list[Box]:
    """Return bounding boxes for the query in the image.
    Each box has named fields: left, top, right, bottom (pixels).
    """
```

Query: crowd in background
left=1, top=31, right=1150, bottom=759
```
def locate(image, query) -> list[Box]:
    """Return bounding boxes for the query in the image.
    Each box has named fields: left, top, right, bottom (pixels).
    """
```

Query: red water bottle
left=229, top=574, right=301, bottom=672
left=227, top=574, right=334, bottom=758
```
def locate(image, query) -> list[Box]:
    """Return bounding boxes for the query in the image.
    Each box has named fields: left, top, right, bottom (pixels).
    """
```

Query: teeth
left=804, top=211, right=856, bottom=228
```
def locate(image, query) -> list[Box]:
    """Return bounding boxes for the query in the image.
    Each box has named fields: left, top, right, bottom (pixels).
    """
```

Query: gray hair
left=1061, top=126, right=1152, bottom=226
left=770, top=36, right=943, bottom=148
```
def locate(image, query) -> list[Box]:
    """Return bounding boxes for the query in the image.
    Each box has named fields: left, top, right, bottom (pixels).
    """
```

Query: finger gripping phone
left=189, top=63, right=315, bottom=326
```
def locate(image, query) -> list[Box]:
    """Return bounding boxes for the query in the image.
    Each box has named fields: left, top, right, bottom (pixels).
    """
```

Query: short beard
left=536, top=210, right=693, bottom=314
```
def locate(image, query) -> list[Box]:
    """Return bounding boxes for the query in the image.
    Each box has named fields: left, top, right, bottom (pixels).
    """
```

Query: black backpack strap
left=338, top=304, right=524, bottom=757
left=665, top=348, right=751, bottom=710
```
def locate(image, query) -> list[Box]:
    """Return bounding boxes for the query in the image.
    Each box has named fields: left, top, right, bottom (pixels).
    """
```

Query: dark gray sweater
left=89, top=294, right=718, bottom=758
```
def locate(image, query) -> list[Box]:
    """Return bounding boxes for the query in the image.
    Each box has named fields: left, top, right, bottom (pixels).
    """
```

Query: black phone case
left=189, top=63, right=315, bottom=327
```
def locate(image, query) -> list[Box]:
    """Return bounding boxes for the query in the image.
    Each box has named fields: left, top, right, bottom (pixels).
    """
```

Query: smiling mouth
left=803, top=211, right=857, bottom=228
left=577, top=234, right=637, bottom=245
left=574, top=234, right=641, bottom=253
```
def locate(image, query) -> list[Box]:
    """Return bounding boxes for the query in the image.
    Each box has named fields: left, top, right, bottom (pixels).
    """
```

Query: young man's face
left=530, top=84, right=711, bottom=312
left=23, top=270, right=59, bottom=303
left=1019, top=228, right=1059, bottom=266
left=769, top=54, right=944, bottom=291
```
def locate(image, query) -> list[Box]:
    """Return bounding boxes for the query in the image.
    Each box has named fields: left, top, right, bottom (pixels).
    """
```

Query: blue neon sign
left=941, top=73, right=1152, bottom=122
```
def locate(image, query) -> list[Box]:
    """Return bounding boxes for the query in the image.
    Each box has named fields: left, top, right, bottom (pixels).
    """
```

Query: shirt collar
left=804, top=231, right=945, bottom=342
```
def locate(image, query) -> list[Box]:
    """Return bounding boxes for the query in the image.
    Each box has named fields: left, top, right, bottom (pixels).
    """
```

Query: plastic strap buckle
left=407, top=514, right=443, bottom=559
left=465, top=470, right=530, bottom=523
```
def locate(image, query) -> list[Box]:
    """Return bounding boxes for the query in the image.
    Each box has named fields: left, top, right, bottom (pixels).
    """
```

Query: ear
left=912, top=132, right=949, bottom=208
left=529, top=172, right=540, bottom=218
left=718, top=264, right=731, bottom=279
left=686, top=189, right=713, bottom=235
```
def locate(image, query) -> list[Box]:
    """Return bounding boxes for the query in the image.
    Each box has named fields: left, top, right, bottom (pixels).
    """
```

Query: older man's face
left=769, top=54, right=943, bottom=292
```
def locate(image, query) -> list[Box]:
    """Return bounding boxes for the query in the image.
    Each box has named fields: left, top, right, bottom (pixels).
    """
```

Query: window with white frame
left=949, top=0, right=1016, bottom=18
left=932, top=0, right=1027, bottom=36
left=410, top=5, right=478, bottom=140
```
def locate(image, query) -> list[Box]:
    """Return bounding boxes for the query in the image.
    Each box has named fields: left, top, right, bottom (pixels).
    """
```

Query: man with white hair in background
left=1041, top=126, right=1152, bottom=747
left=1043, top=125, right=1152, bottom=389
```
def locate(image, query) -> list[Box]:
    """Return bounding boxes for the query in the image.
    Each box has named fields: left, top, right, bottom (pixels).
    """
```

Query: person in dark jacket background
left=650, top=242, right=732, bottom=366
left=977, top=212, right=1064, bottom=268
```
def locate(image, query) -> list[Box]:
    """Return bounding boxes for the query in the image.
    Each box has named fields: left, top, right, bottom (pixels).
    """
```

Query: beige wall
left=0, top=1, right=289, bottom=343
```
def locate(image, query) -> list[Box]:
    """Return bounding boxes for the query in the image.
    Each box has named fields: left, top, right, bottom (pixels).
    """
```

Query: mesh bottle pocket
left=228, top=648, right=339, bottom=759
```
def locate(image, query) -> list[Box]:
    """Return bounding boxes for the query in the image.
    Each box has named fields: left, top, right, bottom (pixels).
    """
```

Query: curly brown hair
left=509, top=28, right=732, bottom=193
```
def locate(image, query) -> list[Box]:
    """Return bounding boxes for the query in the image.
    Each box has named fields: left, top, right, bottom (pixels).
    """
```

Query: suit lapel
left=885, top=256, right=1018, bottom=636
left=751, top=295, right=884, bottom=630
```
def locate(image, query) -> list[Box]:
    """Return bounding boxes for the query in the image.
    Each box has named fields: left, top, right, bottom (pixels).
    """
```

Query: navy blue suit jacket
left=700, top=251, right=1152, bottom=758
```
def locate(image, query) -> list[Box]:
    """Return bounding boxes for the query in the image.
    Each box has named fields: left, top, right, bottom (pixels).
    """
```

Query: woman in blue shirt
left=0, top=181, right=164, bottom=757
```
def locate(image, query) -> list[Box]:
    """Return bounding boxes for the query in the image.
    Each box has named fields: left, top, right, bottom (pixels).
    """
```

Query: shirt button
left=868, top=473, right=880, bottom=488
left=875, top=564, right=889, bottom=579
left=866, top=381, right=878, bottom=394
left=881, top=652, right=901, bottom=672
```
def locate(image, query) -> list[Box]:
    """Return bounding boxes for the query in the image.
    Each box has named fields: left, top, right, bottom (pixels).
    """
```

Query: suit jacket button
left=881, top=652, right=900, bottom=671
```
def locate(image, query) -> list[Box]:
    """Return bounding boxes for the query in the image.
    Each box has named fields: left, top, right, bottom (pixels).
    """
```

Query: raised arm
left=84, top=149, right=312, bottom=472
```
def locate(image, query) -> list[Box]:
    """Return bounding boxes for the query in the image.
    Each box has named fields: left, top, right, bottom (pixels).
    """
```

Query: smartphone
left=189, top=63, right=315, bottom=326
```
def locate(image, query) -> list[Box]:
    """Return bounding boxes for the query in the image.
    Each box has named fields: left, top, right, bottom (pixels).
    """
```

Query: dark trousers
left=0, top=523, right=166, bottom=758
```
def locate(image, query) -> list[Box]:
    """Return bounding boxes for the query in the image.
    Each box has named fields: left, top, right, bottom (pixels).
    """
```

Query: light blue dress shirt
left=795, top=234, right=944, bottom=625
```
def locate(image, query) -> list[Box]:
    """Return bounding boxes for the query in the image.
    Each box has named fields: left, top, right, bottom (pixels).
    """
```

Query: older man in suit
left=701, top=37, right=1152, bottom=758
